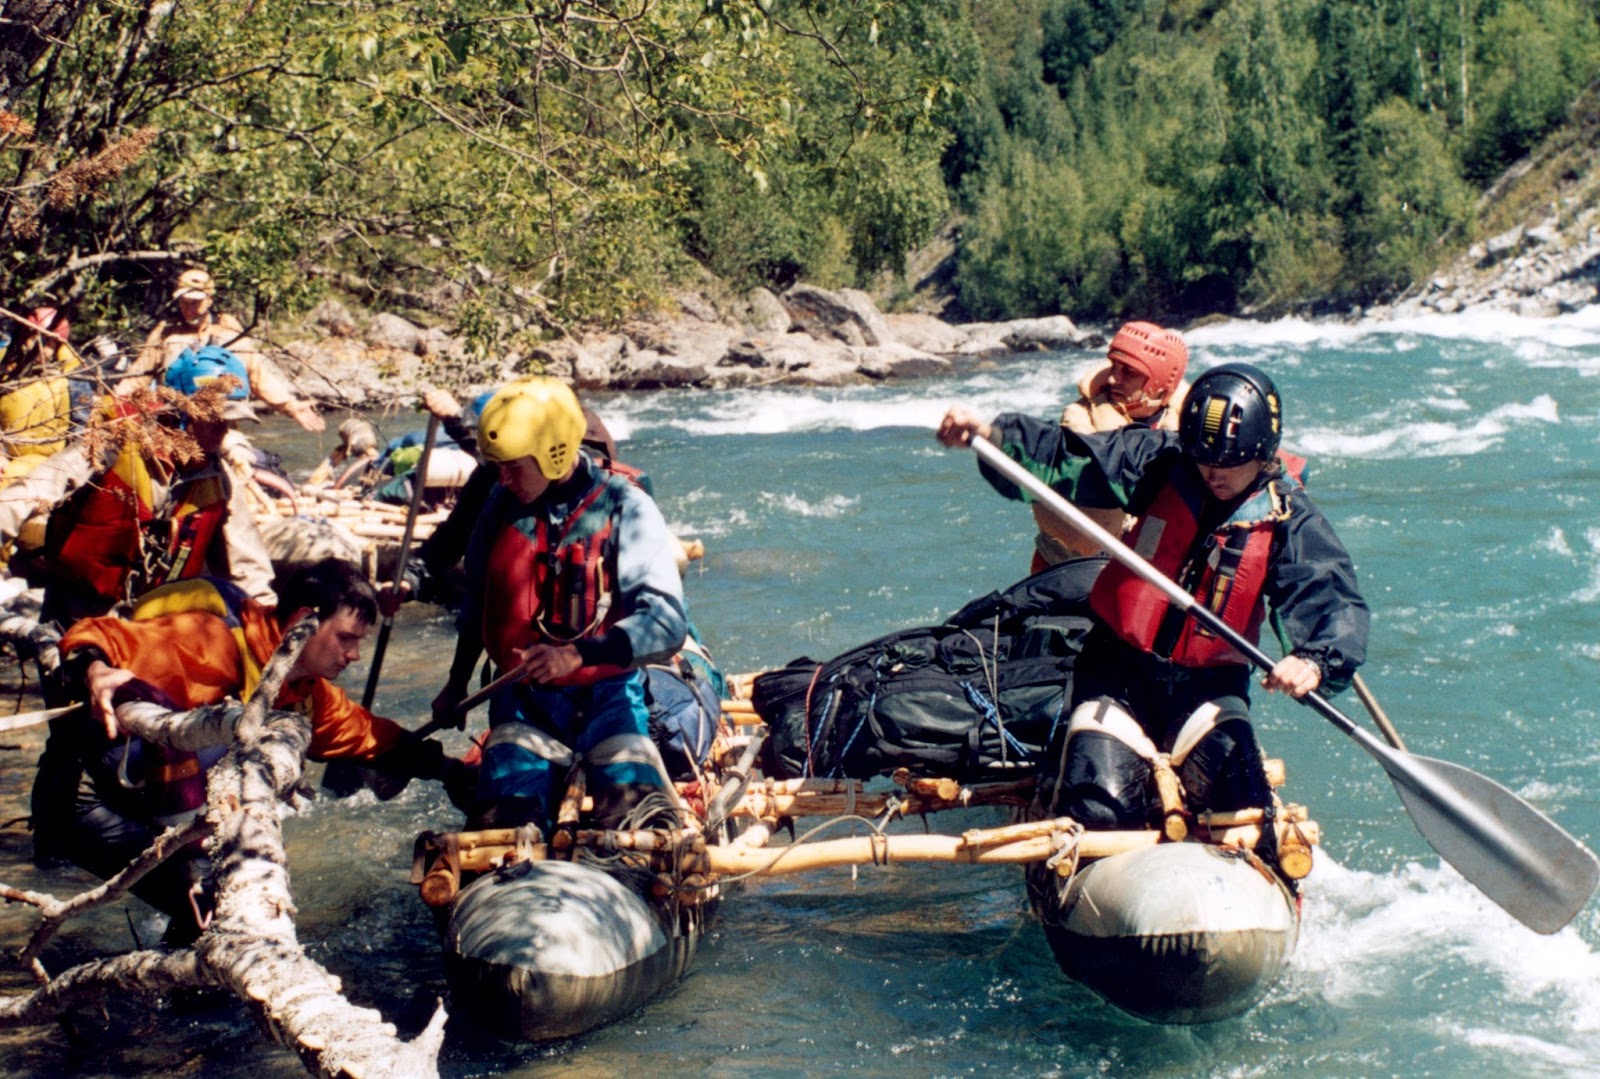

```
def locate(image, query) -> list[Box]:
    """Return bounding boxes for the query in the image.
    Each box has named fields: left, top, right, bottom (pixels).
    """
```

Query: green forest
left=2, top=0, right=1597, bottom=345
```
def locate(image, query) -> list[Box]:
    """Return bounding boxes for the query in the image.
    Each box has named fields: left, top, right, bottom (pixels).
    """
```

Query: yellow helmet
left=477, top=376, right=586, bottom=478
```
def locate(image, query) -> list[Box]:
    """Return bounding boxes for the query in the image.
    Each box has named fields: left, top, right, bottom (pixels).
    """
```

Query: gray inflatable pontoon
left=445, top=859, right=705, bottom=1040
left=1029, top=842, right=1299, bottom=1023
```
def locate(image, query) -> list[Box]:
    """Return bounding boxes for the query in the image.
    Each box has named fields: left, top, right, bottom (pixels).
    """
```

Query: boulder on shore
left=267, top=282, right=1105, bottom=403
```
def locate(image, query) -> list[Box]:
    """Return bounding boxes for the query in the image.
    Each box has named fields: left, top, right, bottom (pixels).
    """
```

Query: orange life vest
left=120, top=579, right=262, bottom=827
left=1090, top=452, right=1307, bottom=667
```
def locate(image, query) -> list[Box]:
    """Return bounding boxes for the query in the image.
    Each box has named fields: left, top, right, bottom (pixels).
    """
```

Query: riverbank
left=266, top=232, right=1600, bottom=415
left=265, top=282, right=1105, bottom=410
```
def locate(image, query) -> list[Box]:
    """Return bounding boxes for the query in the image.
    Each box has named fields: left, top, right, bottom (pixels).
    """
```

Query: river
left=4, top=309, right=1600, bottom=1076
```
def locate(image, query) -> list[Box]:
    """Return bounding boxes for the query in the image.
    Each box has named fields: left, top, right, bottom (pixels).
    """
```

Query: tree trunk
left=0, top=616, right=446, bottom=1078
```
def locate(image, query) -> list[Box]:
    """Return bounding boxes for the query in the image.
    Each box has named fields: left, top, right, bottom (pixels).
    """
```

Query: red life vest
left=1090, top=452, right=1307, bottom=668
left=50, top=456, right=229, bottom=607
left=51, top=465, right=146, bottom=603
left=482, top=462, right=642, bottom=687
left=160, top=471, right=229, bottom=585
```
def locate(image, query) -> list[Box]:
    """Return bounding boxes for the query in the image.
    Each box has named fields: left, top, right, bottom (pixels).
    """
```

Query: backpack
left=752, top=557, right=1104, bottom=781
left=644, top=661, right=722, bottom=781
left=643, top=629, right=727, bottom=781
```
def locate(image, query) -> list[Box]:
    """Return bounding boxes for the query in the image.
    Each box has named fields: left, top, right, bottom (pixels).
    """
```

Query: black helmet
left=1179, top=363, right=1282, bottom=466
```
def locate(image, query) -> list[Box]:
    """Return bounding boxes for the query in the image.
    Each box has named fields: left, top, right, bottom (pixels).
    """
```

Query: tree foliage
left=1, top=0, right=967, bottom=343
left=952, top=0, right=1600, bottom=319
left=3, top=0, right=1596, bottom=334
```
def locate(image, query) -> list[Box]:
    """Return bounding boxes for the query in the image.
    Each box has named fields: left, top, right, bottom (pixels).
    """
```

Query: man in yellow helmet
left=436, top=376, right=688, bottom=833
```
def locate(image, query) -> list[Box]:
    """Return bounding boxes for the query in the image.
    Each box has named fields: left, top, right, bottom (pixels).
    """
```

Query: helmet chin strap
left=1125, top=386, right=1166, bottom=417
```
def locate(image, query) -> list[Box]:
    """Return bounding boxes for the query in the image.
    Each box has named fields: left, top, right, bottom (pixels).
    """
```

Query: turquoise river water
left=4, top=309, right=1600, bottom=1076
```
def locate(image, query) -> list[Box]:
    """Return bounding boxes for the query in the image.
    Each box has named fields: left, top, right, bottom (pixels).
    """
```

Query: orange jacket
left=59, top=603, right=402, bottom=762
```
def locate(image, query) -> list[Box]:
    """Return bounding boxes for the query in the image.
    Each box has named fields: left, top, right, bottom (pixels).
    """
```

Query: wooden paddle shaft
left=0, top=703, right=83, bottom=734
left=360, top=412, right=441, bottom=711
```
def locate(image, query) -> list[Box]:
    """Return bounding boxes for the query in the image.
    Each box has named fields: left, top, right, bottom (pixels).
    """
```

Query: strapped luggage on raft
left=750, top=557, right=1103, bottom=781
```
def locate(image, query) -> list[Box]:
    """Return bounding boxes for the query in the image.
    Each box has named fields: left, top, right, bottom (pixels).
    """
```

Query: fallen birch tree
left=0, top=616, right=445, bottom=1078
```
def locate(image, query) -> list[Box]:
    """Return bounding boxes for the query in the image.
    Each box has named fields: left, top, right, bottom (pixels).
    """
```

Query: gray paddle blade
left=1386, top=752, right=1599, bottom=934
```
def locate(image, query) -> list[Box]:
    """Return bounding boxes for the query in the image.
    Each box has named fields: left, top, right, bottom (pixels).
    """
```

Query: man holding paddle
left=437, top=375, right=688, bottom=835
left=938, top=362, right=1369, bottom=833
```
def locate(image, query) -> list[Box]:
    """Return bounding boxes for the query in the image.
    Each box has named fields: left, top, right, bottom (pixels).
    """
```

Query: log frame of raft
left=420, top=706, right=1319, bottom=1037
left=411, top=708, right=1320, bottom=909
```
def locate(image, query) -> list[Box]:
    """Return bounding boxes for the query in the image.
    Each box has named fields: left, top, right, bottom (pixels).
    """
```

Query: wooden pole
left=430, top=816, right=1318, bottom=880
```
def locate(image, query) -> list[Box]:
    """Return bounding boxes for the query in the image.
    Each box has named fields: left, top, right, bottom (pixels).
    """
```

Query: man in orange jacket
left=38, top=559, right=469, bottom=941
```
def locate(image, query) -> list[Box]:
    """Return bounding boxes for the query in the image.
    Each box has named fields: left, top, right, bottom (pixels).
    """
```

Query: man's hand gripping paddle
left=969, top=434, right=1598, bottom=934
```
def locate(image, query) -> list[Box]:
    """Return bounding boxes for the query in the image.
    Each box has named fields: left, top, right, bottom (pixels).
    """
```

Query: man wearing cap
left=127, top=267, right=324, bottom=432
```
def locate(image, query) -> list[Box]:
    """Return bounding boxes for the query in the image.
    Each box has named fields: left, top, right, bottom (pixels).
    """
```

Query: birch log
left=0, top=615, right=446, bottom=1078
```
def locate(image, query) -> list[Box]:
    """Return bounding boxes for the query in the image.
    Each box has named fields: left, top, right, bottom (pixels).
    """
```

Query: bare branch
left=0, top=611, right=446, bottom=1075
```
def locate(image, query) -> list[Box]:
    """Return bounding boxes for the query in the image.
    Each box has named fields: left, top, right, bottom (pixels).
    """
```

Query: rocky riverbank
left=268, top=282, right=1105, bottom=408
left=1367, top=215, right=1600, bottom=321
left=264, top=210, right=1600, bottom=412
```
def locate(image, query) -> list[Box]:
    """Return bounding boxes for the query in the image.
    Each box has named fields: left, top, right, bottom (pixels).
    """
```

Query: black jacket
left=980, top=412, right=1369, bottom=689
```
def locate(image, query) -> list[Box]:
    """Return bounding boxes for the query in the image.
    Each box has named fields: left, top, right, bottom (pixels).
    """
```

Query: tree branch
left=0, top=612, right=447, bottom=1077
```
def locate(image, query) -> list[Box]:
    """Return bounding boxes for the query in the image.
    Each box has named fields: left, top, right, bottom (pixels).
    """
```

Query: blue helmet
left=164, top=344, right=250, bottom=400
left=461, top=389, right=496, bottom=429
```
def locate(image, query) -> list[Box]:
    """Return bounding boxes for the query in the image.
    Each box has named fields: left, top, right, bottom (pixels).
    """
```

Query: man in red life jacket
left=937, top=363, right=1368, bottom=829
left=43, top=560, right=470, bottom=942
left=24, top=383, right=278, bottom=865
left=433, top=376, right=688, bottom=834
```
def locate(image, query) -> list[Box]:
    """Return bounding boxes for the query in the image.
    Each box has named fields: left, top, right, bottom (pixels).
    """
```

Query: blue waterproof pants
left=479, top=669, right=668, bottom=831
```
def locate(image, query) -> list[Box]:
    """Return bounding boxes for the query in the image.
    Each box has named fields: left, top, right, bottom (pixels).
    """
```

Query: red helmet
left=26, top=306, right=68, bottom=340
left=1108, top=321, right=1187, bottom=403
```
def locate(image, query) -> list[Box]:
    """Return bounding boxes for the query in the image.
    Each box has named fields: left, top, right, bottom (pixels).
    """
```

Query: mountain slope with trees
left=944, top=0, right=1600, bottom=321
left=2, top=0, right=1598, bottom=352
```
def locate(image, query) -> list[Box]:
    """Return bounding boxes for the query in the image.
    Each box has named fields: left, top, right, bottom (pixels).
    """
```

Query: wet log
left=698, top=822, right=1279, bottom=876
left=0, top=617, right=445, bottom=1078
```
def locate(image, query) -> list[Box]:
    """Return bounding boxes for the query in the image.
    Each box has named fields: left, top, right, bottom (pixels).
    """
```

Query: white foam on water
left=1295, top=854, right=1600, bottom=1034
left=1542, top=526, right=1574, bottom=558
left=1296, top=394, right=1559, bottom=459
left=1449, top=1023, right=1596, bottom=1072
left=1187, top=308, right=1600, bottom=351
left=1572, top=527, right=1600, bottom=602
left=592, top=409, right=633, bottom=442
left=606, top=357, right=1103, bottom=438
left=1431, top=389, right=1473, bottom=412
left=757, top=490, right=860, bottom=518
left=664, top=503, right=748, bottom=540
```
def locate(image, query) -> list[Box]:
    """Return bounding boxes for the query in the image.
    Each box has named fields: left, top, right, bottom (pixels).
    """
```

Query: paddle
left=322, top=412, right=441, bottom=797
left=969, top=435, right=1599, bottom=934
left=0, top=703, right=83, bottom=735
left=392, top=656, right=535, bottom=745
left=1352, top=672, right=1407, bottom=751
